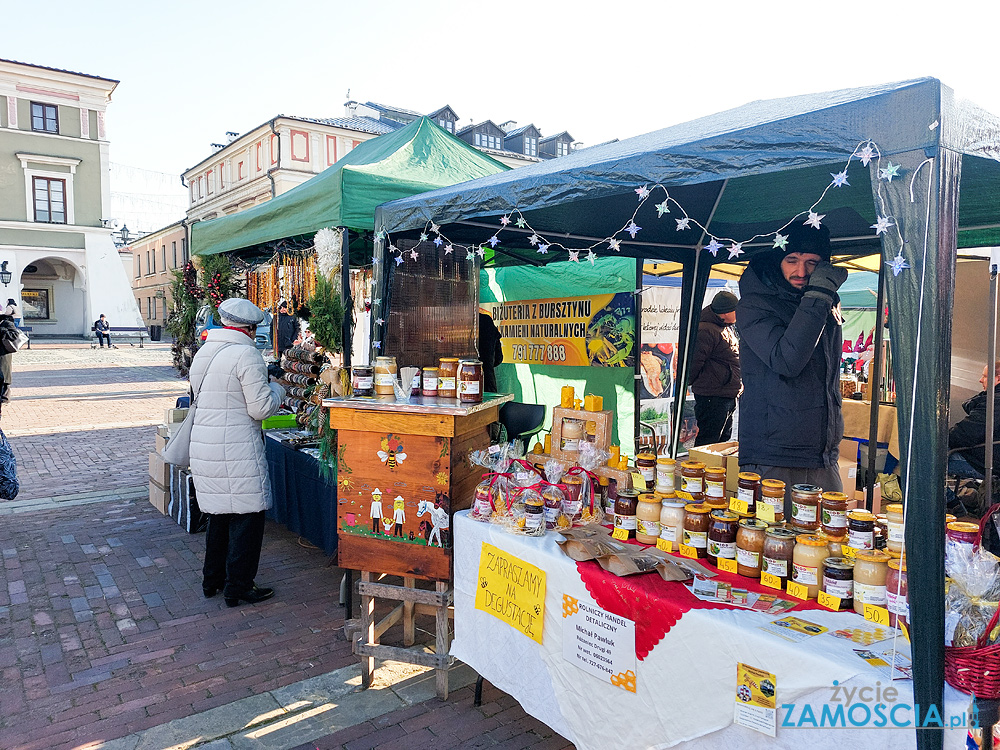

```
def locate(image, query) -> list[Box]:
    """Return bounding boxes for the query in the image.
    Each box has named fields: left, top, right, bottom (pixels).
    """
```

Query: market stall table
left=452, top=512, right=973, bottom=750
left=264, top=433, right=338, bottom=555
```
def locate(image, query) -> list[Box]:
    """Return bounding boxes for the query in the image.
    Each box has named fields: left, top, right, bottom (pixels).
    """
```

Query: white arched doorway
left=17, top=255, right=87, bottom=336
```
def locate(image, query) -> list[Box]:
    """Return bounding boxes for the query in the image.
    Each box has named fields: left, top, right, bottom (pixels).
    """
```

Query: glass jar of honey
left=848, top=510, right=877, bottom=551
left=704, top=466, right=726, bottom=502
left=792, top=534, right=829, bottom=598
left=659, top=495, right=685, bottom=548
left=680, top=461, right=706, bottom=500
left=351, top=364, right=375, bottom=397
left=636, top=453, right=657, bottom=491
left=707, top=510, right=739, bottom=566
left=438, top=357, right=459, bottom=398
left=760, top=479, right=786, bottom=522
left=884, top=503, right=904, bottom=554
left=736, top=472, right=760, bottom=515
left=853, top=550, right=890, bottom=614
left=373, top=356, right=398, bottom=395
left=656, top=457, right=676, bottom=493
left=822, top=557, right=854, bottom=609
left=459, top=359, right=483, bottom=403
left=789, top=484, right=822, bottom=532
left=736, top=519, right=769, bottom=578
left=886, top=557, right=909, bottom=628
left=682, top=504, right=712, bottom=557
left=421, top=367, right=439, bottom=397
left=614, top=489, right=640, bottom=540
left=762, top=527, right=797, bottom=584
left=635, top=493, right=662, bottom=544
left=820, top=491, right=849, bottom=536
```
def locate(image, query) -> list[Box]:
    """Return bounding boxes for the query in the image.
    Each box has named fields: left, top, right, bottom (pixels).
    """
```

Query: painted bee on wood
left=377, top=449, right=407, bottom=469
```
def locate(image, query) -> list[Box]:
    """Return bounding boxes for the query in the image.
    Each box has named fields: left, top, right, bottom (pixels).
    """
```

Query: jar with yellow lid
left=682, top=504, right=712, bottom=557
left=736, top=472, right=760, bottom=515
left=635, top=493, right=662, bottom=544
left=820, top=491, right=850, bottom=536
left=656, top=457, right=676, bottom=493
left=848, top=510, right=877, bottom=551
left=789, top=484, right=822, bottom=532
left=438, top=357, right=460, bottom=398
left=736, top=519, right=769, bottom=578
left=704, top=466, right=726, bottom=502
left=884, top=503, right=904, bottom=554
left=853, top=550, right=891, bottom=614
left=373, top=356, right=398, bottom=395
left=659, top=494, right=685, bottom=548
left=680, top=461, right=706, bottom=500
left=792, top=534, right=830, bottom=598
left=707, top=510, right=739, bottom=566
left=636, top=453, right=657, bottom=491
left=886, top=557, right=908, bottom=628
left=760, top=479, right=786, bottom=522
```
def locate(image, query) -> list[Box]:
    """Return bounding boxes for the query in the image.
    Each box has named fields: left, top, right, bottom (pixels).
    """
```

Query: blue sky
left=7, top=0, right=1000, bottom=231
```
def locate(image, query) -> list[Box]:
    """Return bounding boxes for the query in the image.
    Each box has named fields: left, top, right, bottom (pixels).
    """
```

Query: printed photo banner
left=484, top=292, right=636, bottom=367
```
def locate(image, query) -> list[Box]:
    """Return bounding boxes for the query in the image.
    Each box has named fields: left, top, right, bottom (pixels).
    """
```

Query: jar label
left=854, top=582, right=887, bottom=606
left=792, top=501, right=817, bottom=523
left=564, top=500, right=582, bottom=517
left=563, top=438, right=580, bottom=451
left=353, top=376, right=374, bottom=389
left=823, top=577, right=853, bottom=599
left=411, top=373, right=422, bottom=388
left=886, top=591, right=909, bottom=616
left=637, top=519, right=661, bottom=537
left=657, top=467, right=674, bottom=481
left=888, top=521, right=904, bottom=543
left=762, top=556, right=788, bottom=577
left=683, top=529, right=707, bottom=549
left=661, top=524, right=680, bottom=543
left=515, top=471, right=535, bottom=485
left=639, top=466, right=656, bottom=481
left=524, top=512, right=543, bottom=530
left=615, top=514, right=637, bottom=531
left=736, top=548, right=760, bottom=568
left=374, top=372, right=396, bottom=386
left=543, top=506, right=561, bottom=523
left=423, top=375, right=438, bottom=390
left=460, top=380, right=480, bottom=394
left=792, top=563, right=818, bottom=586
left=822, top=508, right=848, bottom=529
left=683, top=477, right=704, bottom=493
left=848, top=530, right=874, bottom=550
left=763, top=496, right=783, bottom=514
left=439, top=376, right=456, bottom=391
left=473, top=496, right=493, bottom=515
left=705, top=479, right=725, bottom=499
left=737, top=487, right=756, bottom=504
left=709, top=540, right=736, bottom=559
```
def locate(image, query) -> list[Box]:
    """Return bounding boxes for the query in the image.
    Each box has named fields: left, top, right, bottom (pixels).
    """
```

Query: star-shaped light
left=888, top=251, right=910, bottom=277
left=655, top=200, right=670, bottom=217
left=394, top=255, right=404, bottom=266
left=537, top=243, right=549, bottom=254
left=500, top=215, right=511, bottom=226
left=515, top=217, right=526, bottom=228
left=635, top=185, right=650, bottom=200
left=528, top=234, right=540, bottom=246
left=433, top=237, right=443, bottom=247
left=419, top=232, right=428, bottom=242
left=857, top=144, right=876, bottom=166
left=389, top=243, right=398, bottom=253
left=430, top=222, right=440, bottom=234
left=568, top=250, right=580, bottom=262
left=879, top=162, right=901, bottom=182
left=488, top=235, right=500, bottom=247
left=371, top=253, right=380, bottom=265
left=375, top=318, right=385, bottom=326
left=831, top=170, right=850, bottom=187
left=373, top=297, right=381, bottom=307
left=804, top=211, right=826, bottom=229
left=444, top=244, right=454, bottom=255
left=586, top=250, right=597, bottom=265
left=476, top=246, right=486, bottom=259
left=727, top=242, right=744, bottom=259
left=773, top=233, right=789, bottom=250
left=410, top=249, right=419, bottom=261
left=373, top=341, right=382, bottom=350
left=466, top=249, right=476, bottom=260
left=704, top=239, right=723, bottom=257
left=626, top=221, right=641, bottom=238
left=675, top=217, right=691, bottom=231
left=609, top=238, right=622, bottom=252
left=871, top=216, right=894, bottom=236
left=374, top=229, right=386, bottom=241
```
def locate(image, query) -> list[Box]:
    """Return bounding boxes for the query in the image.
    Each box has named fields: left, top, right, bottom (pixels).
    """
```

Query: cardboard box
left=687, top=441, right=740, bottom=493
left=156, top=424, right=176, bottom=439
left=168, top=465, right=205, bottom=533
left=164, top=408, right=189, bottom=425
left=149, top=479, right=169, bottom=514
left=149, top=451, right=170, bottom=488
left=155, top=433, right=168, bottom=453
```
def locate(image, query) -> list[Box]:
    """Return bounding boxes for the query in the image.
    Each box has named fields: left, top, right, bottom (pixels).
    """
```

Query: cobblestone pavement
left=0, top=344, right=573, bottom=750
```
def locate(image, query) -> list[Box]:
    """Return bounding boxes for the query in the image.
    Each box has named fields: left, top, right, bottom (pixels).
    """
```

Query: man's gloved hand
left=803, top=261, right=848, bottom=303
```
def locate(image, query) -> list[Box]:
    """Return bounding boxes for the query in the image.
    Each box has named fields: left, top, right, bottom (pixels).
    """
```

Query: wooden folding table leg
left=360, top=571, right=375, bottom=689
left=403, top=576, right=416, bottom=646
left=435, top=581, right=451, bottom=699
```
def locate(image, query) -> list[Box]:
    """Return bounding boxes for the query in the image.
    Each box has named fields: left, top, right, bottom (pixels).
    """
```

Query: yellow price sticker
left=679, top=544, right=699, bottom=559
left=729, top=497, right=749, bottom=514
left=611, top=527, right=630, bottom=541
left=675, top=490, right=694, bottom=502
left=786, top=581, right=811, bottom=601
left=717, top=557, right=738, bottom=574
left=757, top=503, right=776, bottom=523
left=631, top=472, right=647, bottom=489
left=817, top=591, right=842, bottom=611
left=842, top=545, right=858, bottom=560
left=760, top=571, right=783, bottom=590
left=864, top=604, right=890, bottom=626
left=901, top=620, right=911, bottom=642
left=656, top=538, right=673, bottom=553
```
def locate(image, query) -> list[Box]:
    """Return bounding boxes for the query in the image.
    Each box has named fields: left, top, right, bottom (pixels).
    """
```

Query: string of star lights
left=369, top=139, right=917, bottom=350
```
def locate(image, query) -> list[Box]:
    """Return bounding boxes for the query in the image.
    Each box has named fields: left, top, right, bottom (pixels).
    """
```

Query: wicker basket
left=944, top=504, right=1000, bottom=699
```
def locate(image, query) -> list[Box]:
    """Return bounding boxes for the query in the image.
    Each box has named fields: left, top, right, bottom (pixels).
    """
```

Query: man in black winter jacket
left=691, top=291, right=741, bottom=445
left=948, top=362, right=1000, bottom=479
left=736, top=222, right=848, bottom=518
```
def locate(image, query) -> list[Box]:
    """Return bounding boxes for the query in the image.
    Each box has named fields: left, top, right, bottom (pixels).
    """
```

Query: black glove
left=803, top=262, right=848, bottom=303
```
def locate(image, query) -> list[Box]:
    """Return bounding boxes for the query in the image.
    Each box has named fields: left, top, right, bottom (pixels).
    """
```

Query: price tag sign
left=864, top=604, right=890, bottom=626
left=842, top=545, right=858, bottom=560
left=757, top=503, right=775, bottom=523
left=729, top=497, right=749, bottom=514
left=785, top=581, right=810, bottom=601
left=631, top=472, right=647, bottom=489
left=656, top=538, right=673, bottom=553
left=901, top=620, right=911, bottom=643
left=760, top=572, right=783, bottom=590
left=679, top=544, right=699, bottom=559
left=675, top=490, right=694, bottom=502
left=717, top=557, right=738, bottom=574
left=817, top=591, right=842, bottom=611
left=611, top=527, right=630, bottom=541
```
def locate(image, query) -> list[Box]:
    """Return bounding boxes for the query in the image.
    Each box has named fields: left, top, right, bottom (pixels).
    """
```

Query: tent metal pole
left=635, top=257, right=644, bottom=453
left=865, top=258, right=887, bottom=511
left=985, top=253, right=998, bottom=496
left=341, top=228, right=352, bottom=369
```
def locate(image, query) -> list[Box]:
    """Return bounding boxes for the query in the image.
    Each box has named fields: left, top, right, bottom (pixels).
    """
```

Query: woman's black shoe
left=203, top=586, right=219, bottom=598
left=225, top=585, right=274, bottom=608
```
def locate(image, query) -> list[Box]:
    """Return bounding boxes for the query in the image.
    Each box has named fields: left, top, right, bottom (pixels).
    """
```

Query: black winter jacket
left=949, top=385, right=1000, bottom=475
left=690, top=306, right=741, bottom=398
left=736, top=265, right=843, bottom=468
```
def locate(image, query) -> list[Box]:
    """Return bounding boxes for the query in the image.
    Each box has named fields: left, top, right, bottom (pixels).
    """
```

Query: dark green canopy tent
left=374, top=77, right=1000, bottom=750
left=190, top=116, right=509, bottom=258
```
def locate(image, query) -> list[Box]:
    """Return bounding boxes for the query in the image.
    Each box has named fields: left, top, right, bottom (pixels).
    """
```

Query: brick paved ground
left=0, top=346, right=574, bottom=750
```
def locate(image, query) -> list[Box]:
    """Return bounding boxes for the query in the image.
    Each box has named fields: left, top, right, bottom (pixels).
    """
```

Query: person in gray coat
left=736, top=223, right=848, bottom=517
left=189, top=298, right=285, bottom=607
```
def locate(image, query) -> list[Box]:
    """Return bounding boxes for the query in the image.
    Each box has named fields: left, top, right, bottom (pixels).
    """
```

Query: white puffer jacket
left=188, top=328, right=284, bottom=514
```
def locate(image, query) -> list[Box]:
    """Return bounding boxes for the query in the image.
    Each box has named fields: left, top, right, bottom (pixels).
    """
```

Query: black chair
left=498, top=401, right=546, bottom=449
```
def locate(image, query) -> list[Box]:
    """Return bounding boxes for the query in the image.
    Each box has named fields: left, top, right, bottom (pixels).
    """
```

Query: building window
left=146, top=250, right=151, bottom=275
left=31, top=102, right=58, bottom=133
left=32, top=177, right=66, bottom=223
left=147, top=297, right=152, bottom=319
left=238, top=160, right=245, bottom=180
left=182, top=238, right=188, bottom=263
left=172, top=241, right=177, bottom=268
left=206, top=169, right=214, bottom=194
left=135, top=255, right=141, bottom=277
left=557, top=141, right=569, bottom=157
left=22, top=289, right=51, bottom=320
left=525, top=136, right=537, bottom=157
left=474, top=133, right=481, bottom=146
left=161, top=245, right=166, bottom=272
left=217, top=164, right=225, bottom=191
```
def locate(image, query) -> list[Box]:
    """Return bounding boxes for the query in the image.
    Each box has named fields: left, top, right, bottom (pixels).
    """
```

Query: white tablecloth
left=452, top=512, right=972, bottom=749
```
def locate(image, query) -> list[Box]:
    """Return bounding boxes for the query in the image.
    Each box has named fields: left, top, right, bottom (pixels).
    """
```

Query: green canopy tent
left=373, top=78, right=1000, bottom=749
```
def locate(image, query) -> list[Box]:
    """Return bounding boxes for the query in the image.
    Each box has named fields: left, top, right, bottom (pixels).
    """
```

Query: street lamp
left=0, top=262, right=11, bottom=287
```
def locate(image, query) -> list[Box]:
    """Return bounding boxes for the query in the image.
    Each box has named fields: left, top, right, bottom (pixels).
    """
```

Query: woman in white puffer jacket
left=189, top=298, right=284, bottom=607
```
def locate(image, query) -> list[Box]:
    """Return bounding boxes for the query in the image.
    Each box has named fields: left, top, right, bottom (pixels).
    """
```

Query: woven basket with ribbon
left=944, top=503, right=1000, bottom=699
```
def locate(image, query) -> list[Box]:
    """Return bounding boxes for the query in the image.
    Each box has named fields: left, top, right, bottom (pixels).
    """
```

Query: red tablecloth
left=576, top=551, right=827, bottom=660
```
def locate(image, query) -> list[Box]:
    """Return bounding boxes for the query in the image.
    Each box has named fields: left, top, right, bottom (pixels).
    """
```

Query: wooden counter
left=324, top=393, right=512, bottom=581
